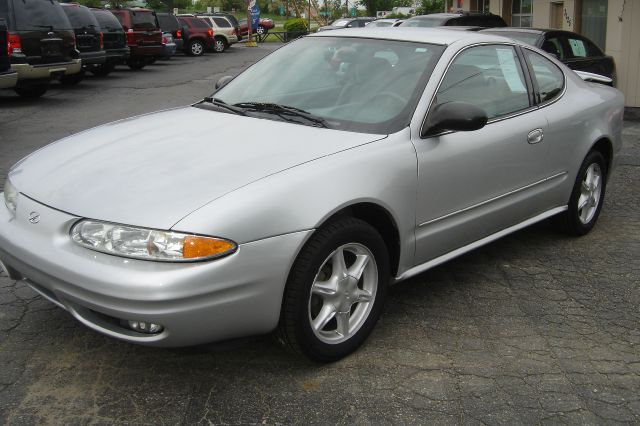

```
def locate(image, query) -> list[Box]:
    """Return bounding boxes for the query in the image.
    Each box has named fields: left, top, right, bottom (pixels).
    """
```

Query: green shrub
left=283, top=18, right=308, bottom=33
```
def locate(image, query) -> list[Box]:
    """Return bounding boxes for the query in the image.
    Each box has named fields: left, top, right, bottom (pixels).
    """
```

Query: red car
left=177, top=16, right=215, bottom=56
left=238, top=18, right=274, bottom=37
left=110, top=8, right=163, bottom=70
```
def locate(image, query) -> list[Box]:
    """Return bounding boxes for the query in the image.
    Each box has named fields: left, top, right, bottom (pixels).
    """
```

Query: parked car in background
left=400, top=12, right=506, bottom=28
left=60, top=3, right=106, bottom=84
left=197, top=14, right=237, bottom=52
left=161, top=31, right=176, bottom=58
left=0, top=0, right=81, bottom=97
left=176, top=16, right=214, bottom=56
left=89, top=8, right=129, bottom=76
left=201, top=12, right=240, bottom=40
left=317, top=17, right=376, bottom=32
left=0, top=18, right=17, bottom=89
left=480, top=28, right=617, bottom=85
left=237, top=18, right=275, bottom=37
left=157, top=12, right=185, bottom=52
left=0, top=28, right=624, bottom=362
left=366, top=18, right=403, bottom=28
left=110, top=8, right=163, bottom=69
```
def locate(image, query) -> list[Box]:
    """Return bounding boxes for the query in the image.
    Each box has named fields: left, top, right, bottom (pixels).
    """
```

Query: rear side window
left=541, top=36, right=567, bottom=60
left=131, top=11, right=157, bottom=30
left=62, top=6, right=100, bottom=29
left=567, top=36, right=603, bottom=58
left=11, top=0, right=72, bottom=31
left=93, top=10, right=122, bottom=32
left=158, top=14, right=179, bottom=32
left=525, top=49, right=565, bottom=103
left=213, top=17, right=230, bottom=27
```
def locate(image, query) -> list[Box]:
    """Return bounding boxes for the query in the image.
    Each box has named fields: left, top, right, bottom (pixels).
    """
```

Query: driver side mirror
left=215, top=75, right=234, bottom=90
left=421, top=101, right=488, bottom=138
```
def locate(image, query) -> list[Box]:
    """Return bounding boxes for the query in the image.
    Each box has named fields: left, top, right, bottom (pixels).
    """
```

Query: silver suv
left=197, top=15, right=238, bottom=52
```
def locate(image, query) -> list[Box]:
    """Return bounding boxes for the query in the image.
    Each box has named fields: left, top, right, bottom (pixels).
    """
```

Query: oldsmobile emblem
left=28, top=212, right=40, bottom=224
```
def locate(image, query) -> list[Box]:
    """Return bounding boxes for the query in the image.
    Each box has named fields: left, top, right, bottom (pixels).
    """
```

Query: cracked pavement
left=1, top=45, right=639, bottom=425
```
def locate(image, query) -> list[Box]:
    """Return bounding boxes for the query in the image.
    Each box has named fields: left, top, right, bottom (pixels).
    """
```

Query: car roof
left=481, top=27, right=548, bottom=34
left=311, top=26, right=513, bottom=46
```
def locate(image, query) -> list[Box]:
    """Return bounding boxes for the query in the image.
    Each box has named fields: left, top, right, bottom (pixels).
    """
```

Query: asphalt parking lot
left=1, top=45, right=639, bottom=425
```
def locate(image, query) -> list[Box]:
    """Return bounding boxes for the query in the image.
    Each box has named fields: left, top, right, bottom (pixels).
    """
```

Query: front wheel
left=278, top=217, right=389, bottom=362
left=559, top=150, right=608, bottom=236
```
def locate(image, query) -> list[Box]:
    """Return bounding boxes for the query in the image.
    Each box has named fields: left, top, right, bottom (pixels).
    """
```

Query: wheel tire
left=278, top=217, right=390, bottom=362
left=127, top=58, right=146, bottom=70
left=213, top=37, right=226, bottom=53
left=256, top=25, right=266, bottom=35
left=188, top=39, right=205, bottom=56
left=14, top=84, right=49, bottom=98
left=558, top=150, right=608, bottom=236
left=90, top=63, right=115, bottom=77
left=59, top=70, right=85, bottom=85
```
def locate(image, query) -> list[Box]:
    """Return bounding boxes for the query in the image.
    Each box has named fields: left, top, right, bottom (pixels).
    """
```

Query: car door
left=411, top=44, right=558, bottom=264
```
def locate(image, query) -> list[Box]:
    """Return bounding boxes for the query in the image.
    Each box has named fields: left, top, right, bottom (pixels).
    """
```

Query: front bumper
left=11, top=59, right=82, bottom=81
left=0, top=193, right=310, bottom=347
left=0, top=70, right=18, bottom=89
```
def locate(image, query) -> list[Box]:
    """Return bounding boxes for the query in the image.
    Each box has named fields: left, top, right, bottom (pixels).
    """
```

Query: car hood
left=9, top=107, right=385, bottom=230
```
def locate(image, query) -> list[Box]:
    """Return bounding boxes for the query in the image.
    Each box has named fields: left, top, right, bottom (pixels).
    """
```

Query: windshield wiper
left=201, top=97, right=247, bottom=116
left=233, top=102, right=329, bottom=128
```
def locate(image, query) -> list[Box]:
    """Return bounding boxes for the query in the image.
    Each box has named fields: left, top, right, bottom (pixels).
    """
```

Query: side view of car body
left=0, top=0, right=81, bottom=97
left=480, top=27, right=617, bottom=86
left=0, top=18, right=17, bottom=89
left=0, top=29, right=624, bottom=362
left=177, top=16, right=214, bottom=56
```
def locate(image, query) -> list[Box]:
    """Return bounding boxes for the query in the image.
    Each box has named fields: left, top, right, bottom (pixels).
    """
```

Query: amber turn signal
left=183, top=236, right=236, bottom=259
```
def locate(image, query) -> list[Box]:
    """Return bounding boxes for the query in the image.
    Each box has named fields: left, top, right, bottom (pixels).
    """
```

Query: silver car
left=0, top=28, right=624, bottom=362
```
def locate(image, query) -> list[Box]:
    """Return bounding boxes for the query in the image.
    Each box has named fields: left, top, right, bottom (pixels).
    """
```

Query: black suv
left=0, top=0, right=81, bottom=97
left=0, top=18, right=17, bottom=89
left=400, top=12, right=507, bottom=28
left=60, top=3, right=106, bottom=84
left=90, top=8, right=129, bottom=76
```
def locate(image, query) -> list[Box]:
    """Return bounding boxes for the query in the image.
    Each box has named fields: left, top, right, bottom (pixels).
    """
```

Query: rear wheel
left=188, top=39, right=205, bottom=56
left=558, top=150, right=607, bottom=236
left=14, top=84, right=49, bottom=98
left=278, top=217, right=389, bottom=362
left=256, top=25, right=266, bottom=35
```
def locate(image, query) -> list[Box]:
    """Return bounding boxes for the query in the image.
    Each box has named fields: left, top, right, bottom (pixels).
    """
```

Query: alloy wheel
left=578, top=163, right=603, bottom=224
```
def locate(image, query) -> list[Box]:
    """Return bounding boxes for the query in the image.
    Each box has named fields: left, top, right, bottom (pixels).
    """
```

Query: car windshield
left=62, top=6, right=99, bottom=29
left=400, top=17, right=447, bottom=27
left=483, top=31, right=540, bottom=46
left=11, top=0, right=72, bottom=31
left=93, top=10, right=122, bottom=32
left=131, top=11, right=157, bottom=30
left=212, top=36, right=445, bottom=134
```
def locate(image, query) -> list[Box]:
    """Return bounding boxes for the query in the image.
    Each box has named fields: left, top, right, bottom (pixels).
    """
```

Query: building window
left=479, top=0, right=490, bottom=12
left=581, top=0, right=608, bottom=50
left=512, top=0, right=533, bottom=27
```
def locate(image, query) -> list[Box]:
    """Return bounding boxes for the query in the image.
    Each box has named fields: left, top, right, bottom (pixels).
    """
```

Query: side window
left=524, top=49, right=565, bottom=103
left=191, top=19, right=209, bottom=29
left=567, top=37, right=589, bottom=57
left=579, top=37, right=603, bottom=57
left=213, top=17, right=230, bottom=27
left=434, top=45, right=530, bottom=120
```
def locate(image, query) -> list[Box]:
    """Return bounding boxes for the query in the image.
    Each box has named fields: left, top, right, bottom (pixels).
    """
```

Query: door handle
left=527, top=129, right=544, bottom=144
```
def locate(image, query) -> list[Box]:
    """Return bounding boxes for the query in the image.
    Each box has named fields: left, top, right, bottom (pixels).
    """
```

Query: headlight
left=3, top=179, right=18, bottom=217
left=70, top=220, right=237, bottom=262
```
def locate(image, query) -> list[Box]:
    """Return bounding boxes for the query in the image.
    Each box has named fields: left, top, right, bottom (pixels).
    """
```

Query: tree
left=417, top=0, right=444, bottom=14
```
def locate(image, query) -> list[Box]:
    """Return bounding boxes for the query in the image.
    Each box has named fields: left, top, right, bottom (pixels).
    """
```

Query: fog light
left=127, top=320, right=163, bottom=334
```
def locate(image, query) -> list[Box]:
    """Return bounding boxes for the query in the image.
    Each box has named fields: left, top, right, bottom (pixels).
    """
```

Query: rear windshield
left=62, top=5, right=100, bottom=29
left=11, top=0, right=72, bottom=31
left=92, top=9, right=122, bottom=32
left=157, top=14, right=179, bottom=31
left=131, top=10, right=157, bottom=30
